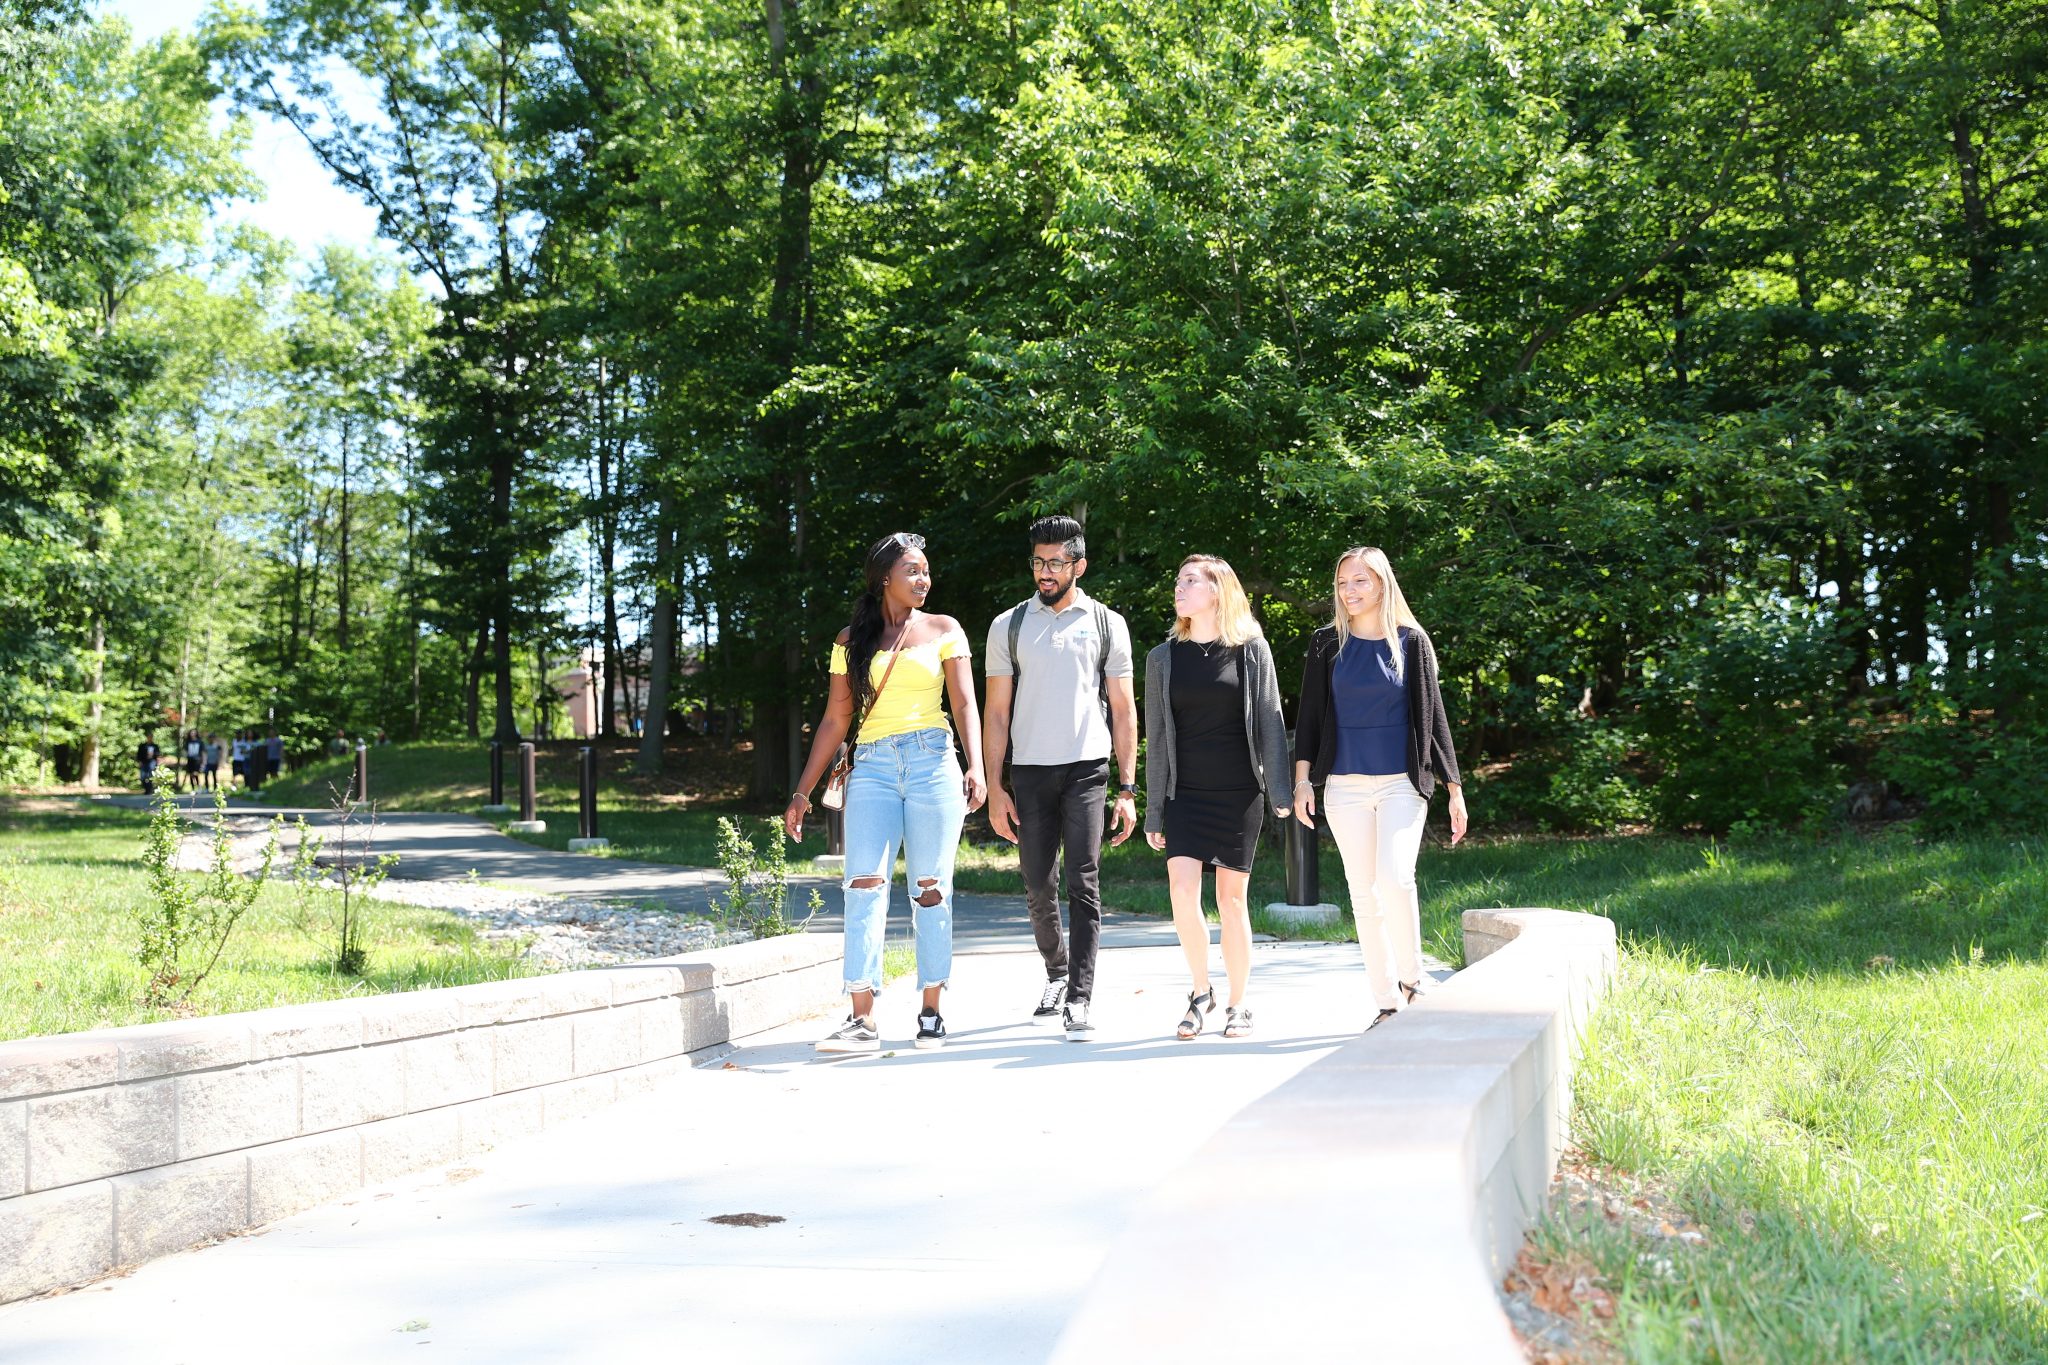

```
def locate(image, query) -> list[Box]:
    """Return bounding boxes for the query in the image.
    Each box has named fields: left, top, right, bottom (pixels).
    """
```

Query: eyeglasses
left=1029, top=556, right=1078, bottom=572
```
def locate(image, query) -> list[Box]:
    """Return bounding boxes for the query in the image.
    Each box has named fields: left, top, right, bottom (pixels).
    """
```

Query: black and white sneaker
left=1062, top=999, right=1094, bottom=1040
left=914, top=1009, right=947, bottom=1050
left=817, top=1014, right=879, bottom=1053
left=1032, top=978, right=1068, bottom=1024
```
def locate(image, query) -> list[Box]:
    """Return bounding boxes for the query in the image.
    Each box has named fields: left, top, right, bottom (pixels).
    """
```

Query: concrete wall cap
left=0, top=1039, right=122, bottom=1101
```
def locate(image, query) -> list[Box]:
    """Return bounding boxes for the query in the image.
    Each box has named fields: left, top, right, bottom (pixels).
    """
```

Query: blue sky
left=101, top=0, right=387, bottom=262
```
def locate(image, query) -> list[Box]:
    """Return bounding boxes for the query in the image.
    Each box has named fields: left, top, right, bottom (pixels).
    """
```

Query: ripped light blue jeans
left=841, top=727, right=967, bottom=994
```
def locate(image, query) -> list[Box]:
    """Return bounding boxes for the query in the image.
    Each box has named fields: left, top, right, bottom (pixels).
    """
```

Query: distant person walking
left=982, top=515, right=1138, bottom=1040
left=204, top=735, right=222, bottom=791
left=265, top=730, right=284, bottom=789
left=181, top=731, right=204, bottom=792
left=136, top=733, right=161, bottom=795
left=784, top=533, right=987, bottom=1053
left=1292, top=547, right=1467, bottom=1029
left=1143, top=555, right=1291, bottom=1040
left=231, top=732, right=250, bottom=788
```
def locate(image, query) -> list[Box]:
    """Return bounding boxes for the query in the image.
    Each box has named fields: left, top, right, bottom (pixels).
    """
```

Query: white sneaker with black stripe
left=1032, top=978, right=1067, bottom=1024
left=914, top=1008, right=947, bottom=1050
left=1062, top=999, right=1094, bottom=1040
left=817, top=1014, right=879, bottom=1053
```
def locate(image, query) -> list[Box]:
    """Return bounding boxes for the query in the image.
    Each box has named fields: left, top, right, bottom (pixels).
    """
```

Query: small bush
left=138, top=787, right=282, bottom=1005
left=1536, top=719, right=1651, bottom=832
left=714, top=816, right=818, bottom=937
left=1641, top=595, right=1847, bottom=832
left=1877, top=694, right=2048, bottom=833
left=1876, top=557, right=2048, bottom=833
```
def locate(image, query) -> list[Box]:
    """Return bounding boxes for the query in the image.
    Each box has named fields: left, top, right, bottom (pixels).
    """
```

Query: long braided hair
left=844, top=532, right=925, bottom=722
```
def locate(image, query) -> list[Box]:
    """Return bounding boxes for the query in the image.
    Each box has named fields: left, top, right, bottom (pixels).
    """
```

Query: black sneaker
left=1062, top=999, right=1094, bottom=1040
left=817, top=1014, right=879, bottom=1053
left=1032, top=978, right=1068, bottom=1023
left=914, top=1009, right=947, bottom=1050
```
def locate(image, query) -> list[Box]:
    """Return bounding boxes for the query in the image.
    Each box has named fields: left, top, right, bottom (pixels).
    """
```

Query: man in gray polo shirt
left=983, top=515, right=1138, bottom=1038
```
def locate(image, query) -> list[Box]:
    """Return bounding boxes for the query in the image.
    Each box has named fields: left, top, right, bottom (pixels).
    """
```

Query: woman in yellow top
left=785, top=532, right=988, bottom=1052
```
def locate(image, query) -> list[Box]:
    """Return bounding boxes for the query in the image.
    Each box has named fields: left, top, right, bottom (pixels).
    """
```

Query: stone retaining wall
left=1051, top=906, right=1617, bottom=1362
left=0, top=933, right=844, bottom=1303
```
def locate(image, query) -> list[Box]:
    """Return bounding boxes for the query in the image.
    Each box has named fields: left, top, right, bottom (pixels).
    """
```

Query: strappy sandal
left=1176, top=987, right=1216, bottom=1040
left=1223, top=1006, right=1253, bottom=1039
left=1369, top=1008, right=1399, bottom=1030
left=1400, top=980, right=1424, bottom=1005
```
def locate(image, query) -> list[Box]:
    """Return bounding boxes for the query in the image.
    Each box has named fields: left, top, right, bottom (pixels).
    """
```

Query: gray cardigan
left=1142, top=634, right=1294, bottom=835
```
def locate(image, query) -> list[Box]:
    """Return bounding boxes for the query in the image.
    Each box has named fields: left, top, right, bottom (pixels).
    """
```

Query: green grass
left=1491, top=832, right=2048, bottom=1361
left=0, top=799, right=538, bottom=1039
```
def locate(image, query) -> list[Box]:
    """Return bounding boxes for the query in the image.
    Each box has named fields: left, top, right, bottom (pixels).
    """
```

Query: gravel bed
left=359, top=877, right=750, bottom=968
left=175, top=816, right=752, bottom=969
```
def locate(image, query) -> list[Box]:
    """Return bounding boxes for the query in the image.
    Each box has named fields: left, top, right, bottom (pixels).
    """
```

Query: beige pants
left=1323, top=772, right=1428, bottom=1012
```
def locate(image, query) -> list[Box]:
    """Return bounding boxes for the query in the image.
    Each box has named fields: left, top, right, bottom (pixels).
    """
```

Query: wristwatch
left=1117, top=782, right=1137, bottom=796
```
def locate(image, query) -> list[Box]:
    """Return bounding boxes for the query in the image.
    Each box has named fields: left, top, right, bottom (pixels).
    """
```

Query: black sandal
left=1176, top=987, right=1216, bottom=1040
left=1400, top=980, right=1423, bottom=1005
left=1370, top=1008, right=1399, bottom=1029
left=1223, top=1005, right=1253, bottom=1039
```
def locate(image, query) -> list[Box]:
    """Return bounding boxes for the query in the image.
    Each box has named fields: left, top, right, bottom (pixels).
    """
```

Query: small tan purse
left=820, top=623, right=908, bottom=811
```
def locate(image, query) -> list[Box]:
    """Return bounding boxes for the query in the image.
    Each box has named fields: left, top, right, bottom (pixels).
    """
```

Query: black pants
left=1012, top=759, right=1108, bottom=1003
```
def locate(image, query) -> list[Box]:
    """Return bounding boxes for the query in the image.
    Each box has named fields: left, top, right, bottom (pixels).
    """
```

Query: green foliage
left=137, top=786, right=281, bottom=1005
left=713, top=815, right=818, bottom=939
left=1878, top=557, right=2048, bottom=833
left=3, top=0, right=2043, bottom=840
left=1640, top=596, right=1848, bottom=833
left=1538, top=720, right=1651, bottom=833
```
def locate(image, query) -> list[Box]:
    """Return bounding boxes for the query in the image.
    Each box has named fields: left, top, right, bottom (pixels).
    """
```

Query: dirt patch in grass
left=1502, top=1151, right=1713, bottom=1363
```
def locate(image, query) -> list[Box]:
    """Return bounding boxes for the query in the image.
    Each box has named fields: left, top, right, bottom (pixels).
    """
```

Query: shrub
left=137, top=786, right=282, bottom=1005
left=714, top=815, right=818, bottom=938
left=1640, top=595, right=1847, bottom=833
left=1876, top=557, right=2048, bottom=833
left=1537, top=719, right=1651, bottom=832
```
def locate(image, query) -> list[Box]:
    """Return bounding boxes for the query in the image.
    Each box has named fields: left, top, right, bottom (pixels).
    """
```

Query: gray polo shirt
left=985, top=588, right=1135, bottom=767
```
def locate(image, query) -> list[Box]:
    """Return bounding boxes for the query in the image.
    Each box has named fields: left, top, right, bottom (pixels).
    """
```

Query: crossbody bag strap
left=850, top=618, right=912, bottom=744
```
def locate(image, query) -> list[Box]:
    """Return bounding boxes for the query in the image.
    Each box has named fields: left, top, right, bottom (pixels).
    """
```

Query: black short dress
left=1162, top=639, right=1264, bottom=872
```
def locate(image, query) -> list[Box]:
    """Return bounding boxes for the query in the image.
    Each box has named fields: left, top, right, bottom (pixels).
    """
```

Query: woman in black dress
left=1143, top=555, right=1292, bottom=1039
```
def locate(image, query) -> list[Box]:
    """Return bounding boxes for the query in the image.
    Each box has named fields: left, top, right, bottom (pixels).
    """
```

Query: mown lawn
left=0, top=799, right=538, bottom=1039
left=1489, top=832, right=2048, bottom=1362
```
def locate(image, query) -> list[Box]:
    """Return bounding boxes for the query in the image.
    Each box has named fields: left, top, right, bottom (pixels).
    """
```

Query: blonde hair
left=1332, top=547, right=1421, bottom=680
left=1172, top=554, right=1263, bottom=647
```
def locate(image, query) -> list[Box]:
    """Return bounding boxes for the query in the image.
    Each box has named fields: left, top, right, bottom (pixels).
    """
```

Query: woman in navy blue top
left=1292, top=548, right=1467, bottom=1027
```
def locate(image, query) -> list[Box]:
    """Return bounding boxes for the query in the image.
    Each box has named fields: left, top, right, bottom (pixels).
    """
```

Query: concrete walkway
left=0, top=943, right=1388, bottom=1364
left=101, top=793, right=1191, bottom=954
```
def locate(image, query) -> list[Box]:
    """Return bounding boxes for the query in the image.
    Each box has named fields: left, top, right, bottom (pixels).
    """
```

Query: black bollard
left=1284, top=797, right=1320, bottom=906
left=578, top=745, right=599, bottom=840
left=518, top=741, right=537, bottom=822
left=488, top=740, right=504, bottom=806
left=825, top=803, right=845, bottom=857
left=353, top=740, right=369, bottom=804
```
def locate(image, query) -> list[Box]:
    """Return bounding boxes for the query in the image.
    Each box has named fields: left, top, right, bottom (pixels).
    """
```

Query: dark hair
left=844, top=532, right=925, bottom=721
left=1028, top=515, right=1085, bottom=560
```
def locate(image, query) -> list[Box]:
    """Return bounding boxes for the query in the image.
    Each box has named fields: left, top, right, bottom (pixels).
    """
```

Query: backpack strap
left=1006, top=600, right=1032, bottom=684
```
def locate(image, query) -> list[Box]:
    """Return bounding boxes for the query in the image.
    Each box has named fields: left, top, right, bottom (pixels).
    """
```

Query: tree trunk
left=597, top=369, right=622, bottom=738
left=81, top=614, right=105, bottom=788
left=337, top=415, right=352, bottom=652
left=464, top=624, right=488, bottom=739
left=751, top=0, right=818, bottom=801
left=636, top=496, right=677, bottom=776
